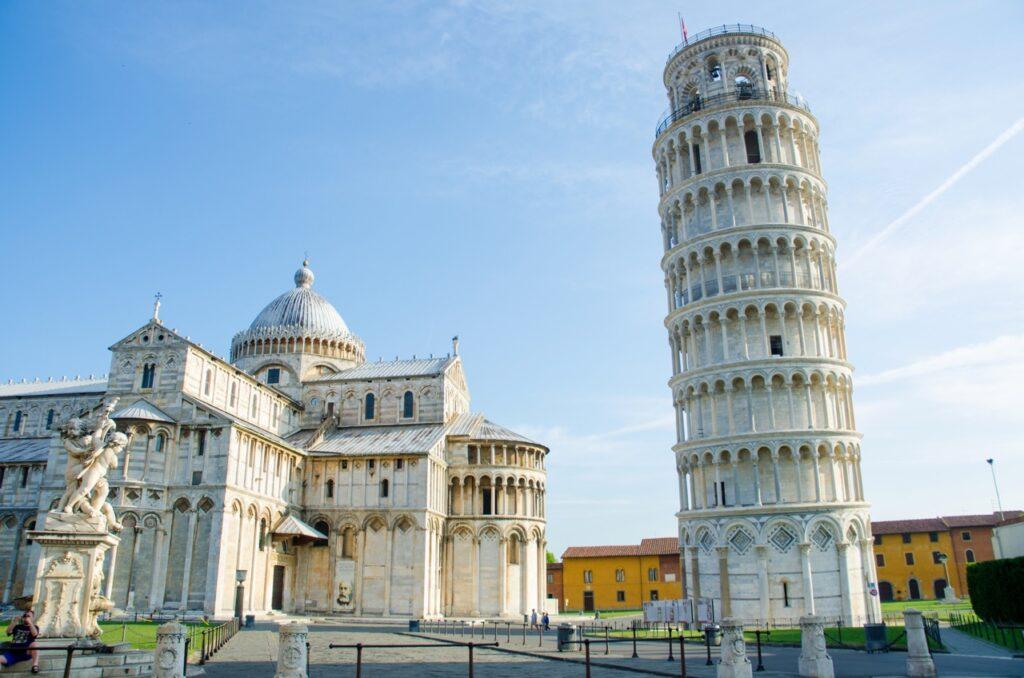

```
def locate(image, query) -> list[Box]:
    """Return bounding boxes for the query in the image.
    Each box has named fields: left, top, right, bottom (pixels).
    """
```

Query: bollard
left=468, top=642, right=475, bottom=678
left=275, top=622, right=309, bottom=678
left=355, top=643, right=363, bottom=678
left=605, top=626, right=610, bottom=655
left=584, top=638, right=591, bottom=678
left=154, top=621, right=188, bottom=678
left=798, top=616, right=833, bottom=678
left=717, top=619, right=752, bottom=678
left=754, top=629, right=766, bottom=672
left=903, top=609, right=936, bottom=677
left=523, top=622, right=527, bottom=645
left=668, top=630, right=675, bottom=661
left=506, top=622, right=511, bottom=643
left=705, top=627, right=713, bottom=666
left=538, top=625, right=543, bottom=647
left=632, top=625, right=639, bottom=658
left=679, top=633, right=686, bottom=678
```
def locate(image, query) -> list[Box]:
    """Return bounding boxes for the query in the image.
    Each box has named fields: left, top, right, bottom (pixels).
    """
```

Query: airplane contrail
left=842, top=116, right=1024, bottom=269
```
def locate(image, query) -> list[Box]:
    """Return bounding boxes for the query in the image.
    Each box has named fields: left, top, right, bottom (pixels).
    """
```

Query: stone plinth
left=798, top=615, right=834, bottom=678
left=904, top=609, right=936, bottom=677
left=276, top=622, right=309, bottom=678
left=154, top=621, right=187, bottom=678
left=28, top=512, right=119, bottom=639
left=717, top=618, right=752, bottom=678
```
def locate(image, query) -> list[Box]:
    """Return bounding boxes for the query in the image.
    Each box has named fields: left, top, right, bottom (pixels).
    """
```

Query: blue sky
left=2, top=1, right=1022, bottom=556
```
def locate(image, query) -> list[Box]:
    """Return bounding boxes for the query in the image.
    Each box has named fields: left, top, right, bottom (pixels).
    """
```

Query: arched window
left=204, top=369, right=213, bottom=396
left=965, top=549, right=975, bottom=563
left=258, top=518, right=267, bottom=551
left=744, top=130, right=761, bottom=163
left=251, top=394, right=259, bottom=418
left=341, top=528, right=354, bottom=558
left=45, top=409, right=55, bottom=430
left=141, top=363, right=156, bottom=389
left=380, top=479, right=389, bottom=498
left=509, top=538, right=520, bottom=564
left=326, top=479, right=334, bottom=499
left=229, top=382, right=238, bottom=408
left=735, top=75, right=753, bottom=99
left=155, top=433, right=166, bottom=453
left=21, top=467, right=29, bottom=487
left=12, top=411, right=22, bottom=433
left=313, top=520, right=330, bottom=547
left=708, top=59, right=722, bottom=81
left=364, top=393, right=376, bottom=420
left=402, top=391, right=414, bottom=419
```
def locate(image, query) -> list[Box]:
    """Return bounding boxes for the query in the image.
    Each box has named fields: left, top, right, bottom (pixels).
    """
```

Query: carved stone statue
left=55, top=398, right=127, bottom=532
left=336, top=581, right=351, bottom=607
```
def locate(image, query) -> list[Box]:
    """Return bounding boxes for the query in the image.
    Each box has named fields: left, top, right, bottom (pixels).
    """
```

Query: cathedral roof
left=0, top=437, right=50, bottom=464
left=0, top=377, right=107, bottom=398
left=446, top=413, right=544, bottom=447
left=111, top=398, right=175, bottom=424
left=307, top=356, right=455, bottom=382
left=247, top=261, right=353, bottom=337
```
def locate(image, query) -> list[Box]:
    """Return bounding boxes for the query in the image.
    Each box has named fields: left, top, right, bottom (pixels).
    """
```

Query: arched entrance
left=908, top=578, right=921, bottom=600
left=933, top=579, right=948, bottom=600
left=878, top=581, right=894, bottom=602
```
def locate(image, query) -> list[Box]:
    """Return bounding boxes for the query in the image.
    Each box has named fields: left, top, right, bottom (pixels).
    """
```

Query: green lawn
left=97, top=621, right=209, bottom=651
left=559, top=609, right=642, bottom=619
left=880, top=599, right=973, bottom=621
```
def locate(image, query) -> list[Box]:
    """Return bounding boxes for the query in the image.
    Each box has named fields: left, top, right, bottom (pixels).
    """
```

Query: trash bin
left=703, top=624, right=721, bottom=646
left=409, top=620, right=420, bottom=632
left=244, top=614, right=255, bottom=629
left=557, top=623, right=576, bottom=652
left=864, top=623, right=887, bottom=652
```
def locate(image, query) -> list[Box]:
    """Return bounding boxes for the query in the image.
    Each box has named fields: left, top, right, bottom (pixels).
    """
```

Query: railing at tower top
left=655, top=88, right=812, bottom=138
left=667, top=24, right=779, bottom=61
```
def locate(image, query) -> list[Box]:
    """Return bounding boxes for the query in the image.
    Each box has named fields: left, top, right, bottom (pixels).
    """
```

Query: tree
left=546, top=550, right=556, bottom=564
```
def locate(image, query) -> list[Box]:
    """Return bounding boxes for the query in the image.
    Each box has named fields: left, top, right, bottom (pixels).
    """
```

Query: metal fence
left=951, top=611, right=1024, bottom=652
left=656, top=88, right=812, bottom=137
left=666, top=25, right=780, bottom=61
left=327, top=640, right=498, bottom=678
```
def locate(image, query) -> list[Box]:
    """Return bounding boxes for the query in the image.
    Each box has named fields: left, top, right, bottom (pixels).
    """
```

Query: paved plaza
left=198, top=620, right=1024, bottom=677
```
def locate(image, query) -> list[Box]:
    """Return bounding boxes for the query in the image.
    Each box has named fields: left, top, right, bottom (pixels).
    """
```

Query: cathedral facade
left=0, top=262, right=548, bottom=618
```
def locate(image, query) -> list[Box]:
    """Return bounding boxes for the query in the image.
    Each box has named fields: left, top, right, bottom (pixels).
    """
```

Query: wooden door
left=583, top=591, right=594, bottom=612
left=271, top=565, right=286, bottom=610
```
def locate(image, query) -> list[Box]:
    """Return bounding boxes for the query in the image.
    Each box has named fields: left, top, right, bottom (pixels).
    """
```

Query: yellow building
left=561, top=538, right=682, bottom=612
left=871, top=512, right=1020, bottom=602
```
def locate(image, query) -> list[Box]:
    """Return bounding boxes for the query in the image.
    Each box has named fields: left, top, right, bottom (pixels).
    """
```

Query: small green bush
left=966, top=556, right=1024, bottom=622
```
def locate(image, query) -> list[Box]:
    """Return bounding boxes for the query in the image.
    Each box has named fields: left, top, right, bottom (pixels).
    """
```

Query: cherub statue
left=56, top=399, right=126, bottom=531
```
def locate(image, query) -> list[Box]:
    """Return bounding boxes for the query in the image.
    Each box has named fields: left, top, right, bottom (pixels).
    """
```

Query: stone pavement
left=198, top=620, right=1024, bottom=677
left=940, top=625, right=1019, bottom=658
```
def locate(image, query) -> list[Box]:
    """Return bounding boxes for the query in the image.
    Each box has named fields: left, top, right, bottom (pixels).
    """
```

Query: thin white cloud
left=858, top=334, right=1024, bottom=387
left=843, top=116, right=1024, bottom=269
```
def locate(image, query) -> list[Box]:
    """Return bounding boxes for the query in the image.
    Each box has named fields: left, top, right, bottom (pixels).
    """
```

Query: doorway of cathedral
left=272, top=566, right=285, bottom=610
left=908, top=578, right=921, bottom=600
left=583, top=591, right=594, bottom=612
left=933, top=579, right=948, bottom=600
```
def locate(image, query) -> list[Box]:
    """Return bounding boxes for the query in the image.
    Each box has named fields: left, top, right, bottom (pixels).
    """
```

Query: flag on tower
left=679, top=13, right=688, bottom=41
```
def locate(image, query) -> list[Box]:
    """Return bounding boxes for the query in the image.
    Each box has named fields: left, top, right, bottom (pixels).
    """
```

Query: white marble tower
left=654, top=25, right=881, bottom=625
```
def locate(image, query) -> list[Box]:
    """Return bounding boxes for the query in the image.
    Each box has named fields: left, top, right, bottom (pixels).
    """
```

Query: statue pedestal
left=28, top=512, right=119, bottom=639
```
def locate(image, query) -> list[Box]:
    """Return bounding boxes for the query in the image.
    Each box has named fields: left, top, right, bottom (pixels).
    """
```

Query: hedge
left=966, top=556, right=1024, bottom=622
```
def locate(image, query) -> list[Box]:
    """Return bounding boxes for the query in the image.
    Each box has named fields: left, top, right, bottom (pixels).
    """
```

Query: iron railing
left=667, top=24, right=780, bottom=62
left=656, top=88, right=812, bottom=138
left=951, top=611, right=1024, bottom=652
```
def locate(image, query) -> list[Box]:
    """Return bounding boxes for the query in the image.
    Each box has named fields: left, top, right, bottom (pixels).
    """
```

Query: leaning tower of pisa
left=654, top=25, right=881, bottom=625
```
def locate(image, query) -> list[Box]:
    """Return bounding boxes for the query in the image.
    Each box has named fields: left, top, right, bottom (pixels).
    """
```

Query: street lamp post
left=235, top=569, right=247, bottom=626
left=986, top=459, right=1005, bottom=521
left=987, top=458, right=1007, bottom=558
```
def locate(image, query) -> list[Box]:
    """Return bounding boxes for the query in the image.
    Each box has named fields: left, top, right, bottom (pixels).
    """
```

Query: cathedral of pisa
left=0, top=262, right=548, bottom=618
left=655, top=25, right=882, bottom=624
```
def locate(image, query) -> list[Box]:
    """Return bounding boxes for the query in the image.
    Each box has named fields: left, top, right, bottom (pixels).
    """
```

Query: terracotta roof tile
left=871, top=512, right=1023, bottom=534
left=562, top=545, right=640, bottom=559
left=639, top=537, right=680, bottom=555
left=871, top=518, right=946, bottom=534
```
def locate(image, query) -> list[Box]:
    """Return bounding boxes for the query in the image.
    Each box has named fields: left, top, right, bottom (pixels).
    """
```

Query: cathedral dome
left=248, top=261, right=349, bottom=335
left=230, top=261, right=365, bottom=365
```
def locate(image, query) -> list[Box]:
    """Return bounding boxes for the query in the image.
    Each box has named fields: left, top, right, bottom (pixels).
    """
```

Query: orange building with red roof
left=558, top=537, right=682, bottom=612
